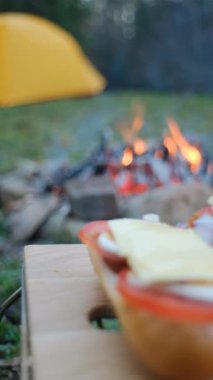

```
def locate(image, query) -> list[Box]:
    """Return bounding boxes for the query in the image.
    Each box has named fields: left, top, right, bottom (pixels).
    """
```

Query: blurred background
left=1, top=0, right=213, bottom=92
left=0, top=0, right=212, bottom=172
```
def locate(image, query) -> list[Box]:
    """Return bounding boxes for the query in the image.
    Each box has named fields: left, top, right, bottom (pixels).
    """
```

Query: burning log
left=47, top=133, right=110, bottom=190
left=107, top=116, right=212, bottom=196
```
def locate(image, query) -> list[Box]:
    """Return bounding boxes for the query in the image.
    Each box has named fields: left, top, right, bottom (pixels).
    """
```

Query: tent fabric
left=0, top=13, right=106, bottom=107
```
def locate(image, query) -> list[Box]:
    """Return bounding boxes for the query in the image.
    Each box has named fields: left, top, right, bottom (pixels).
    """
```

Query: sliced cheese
left=109, top=219, right=213, bottom=283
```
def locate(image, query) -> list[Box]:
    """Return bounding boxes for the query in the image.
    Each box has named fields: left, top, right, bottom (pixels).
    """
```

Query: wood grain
left=23, top=244, right=155, bottom=380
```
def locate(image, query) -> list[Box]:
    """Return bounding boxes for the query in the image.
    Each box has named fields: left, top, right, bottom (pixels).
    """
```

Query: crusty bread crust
left=88, top=248, right=120, bottom=304
left=88, top=249, right=213, bottom=380
left=115, top=297, right=213, bottom=380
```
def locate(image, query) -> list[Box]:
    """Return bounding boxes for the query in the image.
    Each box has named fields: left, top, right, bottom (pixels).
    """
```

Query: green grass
left=0, top=91, right=212, bottom=172
left=0, top=255, right=21, bottom=360
left=92, top=318, right=121, bottom=332
left=0, top=322, right=20, bottom=359
left=0, top=256, right=21, bottom=303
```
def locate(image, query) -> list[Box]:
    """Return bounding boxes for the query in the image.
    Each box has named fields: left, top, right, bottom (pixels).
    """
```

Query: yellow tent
left=0, top=13, right=106, bottom=107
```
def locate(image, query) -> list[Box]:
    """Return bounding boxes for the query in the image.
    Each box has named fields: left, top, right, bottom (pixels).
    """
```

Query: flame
left=121, top=147, right=134, bottom=166
left=133, top=138, right=147, bottom=155
left=132, top=115, right=143, bottom=132
left=163, top=135, right=178, bottom=157
left=131, top=104, right=144, bottom=135
left=116, top=104, right=145, bottom=145
left=167, top=118, right=202, bottom=172
left=116, top=121, right=133, bottom=145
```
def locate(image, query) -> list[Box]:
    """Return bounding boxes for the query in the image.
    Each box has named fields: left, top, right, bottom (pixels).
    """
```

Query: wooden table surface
left=23, top=244, right=155, bottom=380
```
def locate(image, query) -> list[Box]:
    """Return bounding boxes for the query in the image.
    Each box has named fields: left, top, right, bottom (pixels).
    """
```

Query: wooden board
left=23, top=244, right=155, bottom=380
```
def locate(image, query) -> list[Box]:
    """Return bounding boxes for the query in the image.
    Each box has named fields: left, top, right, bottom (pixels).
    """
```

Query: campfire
left=94, top=109, right=212, bottom=196
left=0, top=106, right=212, bottom=243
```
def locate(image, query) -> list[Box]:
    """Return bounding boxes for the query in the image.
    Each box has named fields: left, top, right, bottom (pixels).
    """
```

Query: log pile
left=0, top=159, right=212, bottom=248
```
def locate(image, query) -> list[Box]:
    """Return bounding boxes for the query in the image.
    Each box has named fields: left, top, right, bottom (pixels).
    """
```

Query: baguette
left=79, top=218, right=213, bottom=380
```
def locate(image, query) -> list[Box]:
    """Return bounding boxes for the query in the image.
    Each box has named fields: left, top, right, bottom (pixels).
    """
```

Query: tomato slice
left=79, top=221, right=128, bottom=273
left=117, top=270, right=213, bottom=323
left=188, top=206, right=213, bottom=228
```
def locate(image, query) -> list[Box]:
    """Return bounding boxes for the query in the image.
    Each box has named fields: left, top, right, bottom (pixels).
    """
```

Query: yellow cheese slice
left=109, top=219, right=213, bottom=283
